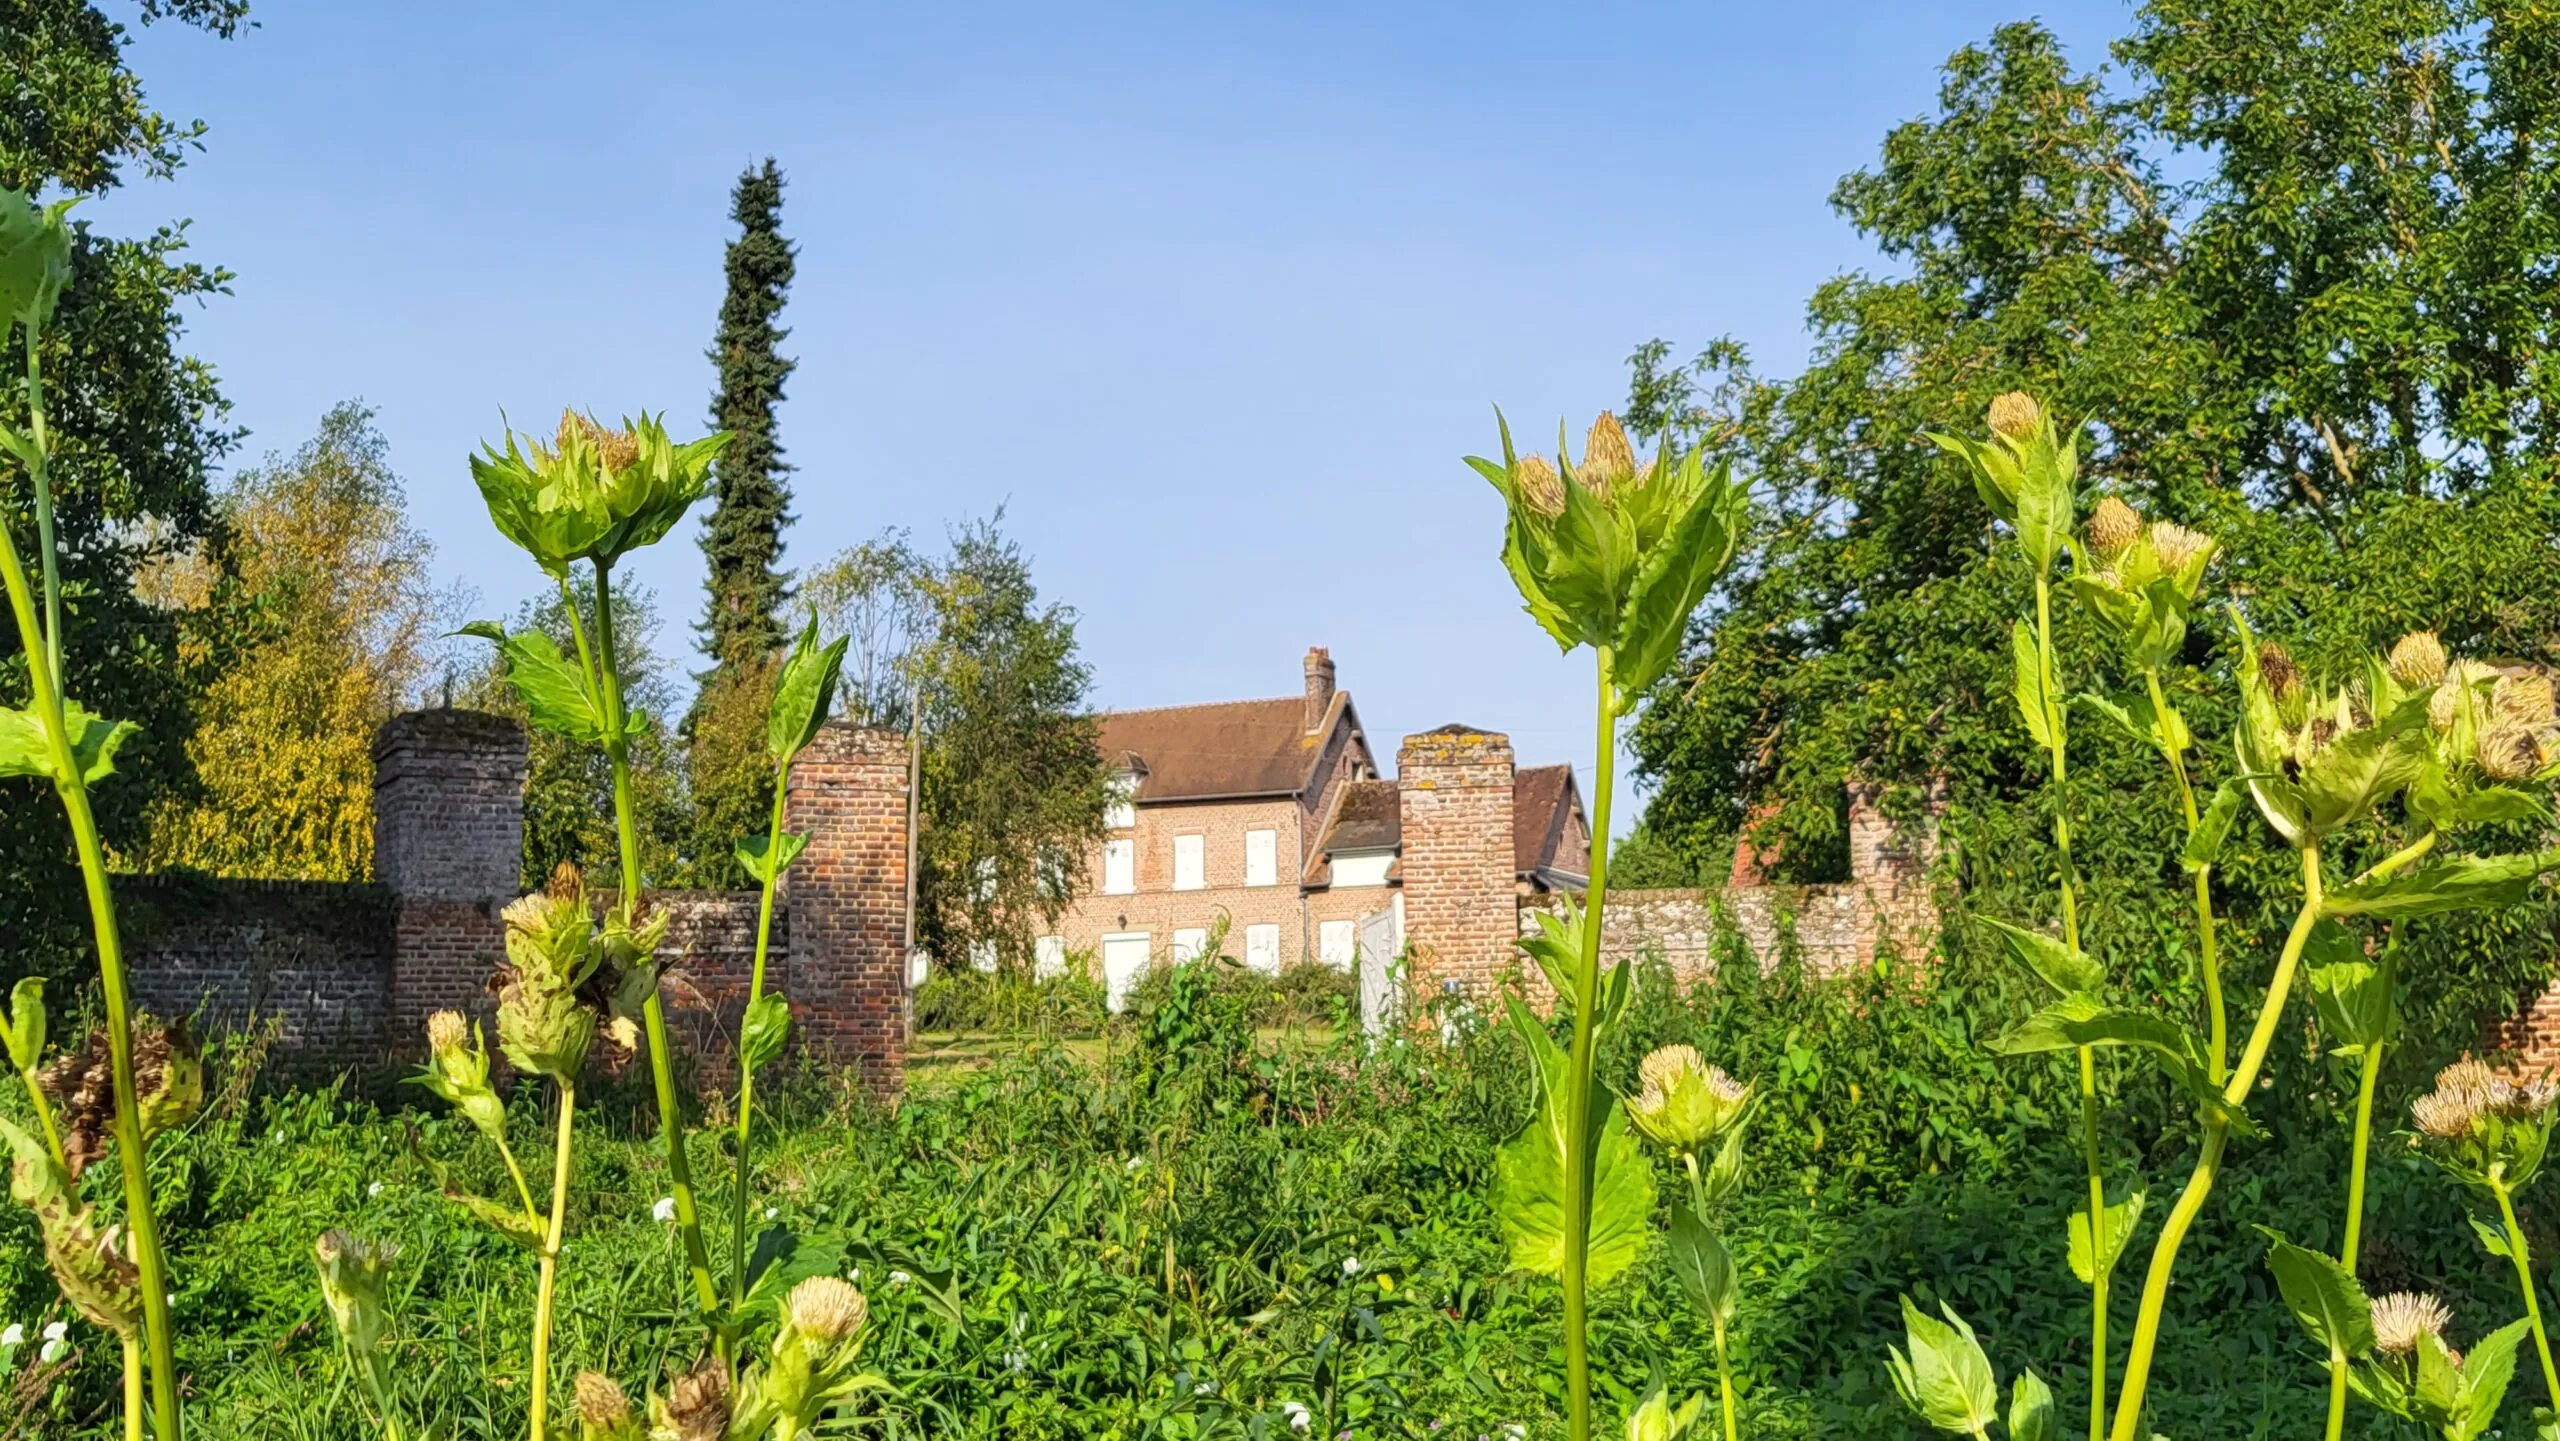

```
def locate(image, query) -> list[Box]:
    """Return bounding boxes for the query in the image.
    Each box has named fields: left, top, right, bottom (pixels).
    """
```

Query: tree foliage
left=1623, top=9, right=2560, bottom=1074
left=137, top=403, right=445, bottom=879
left=0, top=0, right=240, bottom=979
left=696, top=156, right=796, bottom=670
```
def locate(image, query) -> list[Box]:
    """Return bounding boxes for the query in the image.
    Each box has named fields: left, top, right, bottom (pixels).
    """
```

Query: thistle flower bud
left=1514, top=455, right=1564, bottom=519
left=2432, top=659, right=2500, bottom=733
left=558, top=410, right=640, bottom=473
left=1579, top=412, right=1637, bottom=501
left=2478, top=723, right=2547, bottom=782
left=784, top=1275, right=869, bottom=1348
left=576, top=1370, right=634, bottom=1435
left=2147, top=521, right=2212, bottom=576
left=2255, top=643, right=2302, bottom=704
left=2494, top=671, right=2555, bottom=725
left=1626, top=1044, right=1751, bottom=1157
left=654, top=1363, right=731, bottom=1441
left=1986, top=391, right=2041, bottom=440
left=547, top=859, right=584, bottom=900
left=426, top=1009, right=468, bottom=1058
left=312, top=1229, right=396, bottom=1357
left=2084, top=497, right=2141, bottom=558
left=2370, top=1292, right=2451, bottom=1356
left=2389, top=632, right=2448, bottom=689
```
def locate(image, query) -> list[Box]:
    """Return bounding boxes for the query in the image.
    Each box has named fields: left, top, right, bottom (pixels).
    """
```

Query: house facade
left=1040, top=648, right=1591, bottom=1007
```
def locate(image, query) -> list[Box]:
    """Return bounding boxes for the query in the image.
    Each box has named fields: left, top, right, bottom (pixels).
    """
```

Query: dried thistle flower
left=2257, top=643, right=2302, bottom=704
left=576, top=1370, right=634, bottom=1435
left=654, top=1363, right=731, bottom=1441
left=2370, top=1292, right=2452, bottom=1356
left=2084, top=497, right=2142, bottom=558
left=2478, top=723, right=2546, bottom=782
left=2147, top=521, right=2212, bottom=575
left=39, top=1018, right=201, bottom=1179
left=558, top=410, right=640, bottom=473
left=2389, top=631, right=2448, bottom=689
left=1515, top=455, right=1564, bottom=519
left=785, top=1275, right=869, bottom=1348
left=1987, top=391, right=2041, bottom=440
left=426, top=1009, right=468, bottom=1057
left=2494, top=671, right=2556, bottom=725
left=2412, top=1087, right=2484, bottom=1140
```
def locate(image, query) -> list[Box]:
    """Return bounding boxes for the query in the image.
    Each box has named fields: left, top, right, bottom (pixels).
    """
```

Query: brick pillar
left=783, top=721, right=911, bottom=1094
left=373, top=708, right=527, bottom=1037
left=1846, top=776, right=1948, bottom=966
left=1397, top=725, right=1516, bottom=999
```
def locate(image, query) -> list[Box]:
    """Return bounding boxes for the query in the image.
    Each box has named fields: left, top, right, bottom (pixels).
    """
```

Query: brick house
left=1039, top=648, right=1591, bottom=1007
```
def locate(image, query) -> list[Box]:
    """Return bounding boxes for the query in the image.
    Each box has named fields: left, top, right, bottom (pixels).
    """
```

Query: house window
left=1244, top=829, right=1278, bottom=887
left=1173, top=833, right=1206, bottom=891
left=968, top=938, right=998, bottom=973
left=1103, top=839, right=1135, bottom=895
left=1173, top=927, right=1208, bottom=962
left=1106, top=776, right=1136, bottom=829
left=1319, top=920, right=1356, bottom=969
left=1245, top=923, right=1281, bottom=973
left=1035, top=935, right=1067, bottom=979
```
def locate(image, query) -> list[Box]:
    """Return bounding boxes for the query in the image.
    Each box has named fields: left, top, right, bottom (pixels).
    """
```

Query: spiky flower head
left=652, top=1364, right=731, bottom=1441
left=2258, top=643, right=2303, bottom=704
left=495, top=890, right=601, bottom=1081
left=2084, top=497, right=2142, bottom=558
left=469, top=410, right=730, bottom=578
left=785, top=1275, right=869, bottom=1348
left=40, top=1018, right=201, bottom=1179
left=2370, top=1292, right=2452, bottom=1356
left=426, top=1009, right=468, bottom=1057
left=575, top=1370, right=643, bottom=1440
left=1626, top=1044, right=1751, bottom=1158
left=1987, top=391, right=2041, bottom=440
left=412, top=1010, right=504, bottom=1142
left=2147, top=522, right=2213, bottom=577
left=312, top=1229, right=396, bottom=1356
left=2494, top=671, right=2556, bottom=726
left=2390, top=632, right=2449, bottom=689
left=1578, top=412, right=1642, bottom=501
left=1514, top=454, right=1564, bottom=519
left=2478, top=723, right=2548, bottom=782
left=2411, top=1056, right=2558, bottom=1190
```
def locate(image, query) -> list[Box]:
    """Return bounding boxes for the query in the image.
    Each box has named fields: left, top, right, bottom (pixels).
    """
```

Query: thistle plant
left=573, top=1371, right=643, bottom=1441
left=2349, top=1290, right=2533, bottom=1441
left=0, top=184, right=183, bottom=1438
left=1928, top=394, right=2125, bottom=1441
left=2407, top=1058, right=2560, bottom=1411
left=465, top=408, right=730, bottom=1324
left=1468, top=409, right=1748, bottom=1441
left=1627, top=1044, right=1754, bottom=1441
left=1888, top=1297, right=2057, bottom=1441
left=313, top=1229, right=401, bottom=1441
left=728, top=1275, right=885, bottom=1439
left=725, top=616, right=847, bottom=1325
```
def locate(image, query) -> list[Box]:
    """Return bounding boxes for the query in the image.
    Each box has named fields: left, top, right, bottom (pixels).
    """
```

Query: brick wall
left=784, top=721, right=912, bottom=1093
left=1051, top=794, right=1313, bottom=974
left=122, top=877, right=396, bottom=1071
left=373, top=708, right=527, bottom=1035
left=1397, top=726, right=1518, bottom=998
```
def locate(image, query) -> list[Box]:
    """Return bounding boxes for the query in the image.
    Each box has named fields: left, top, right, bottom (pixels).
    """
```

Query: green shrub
left=912, top=965, right=1108, bottom=1036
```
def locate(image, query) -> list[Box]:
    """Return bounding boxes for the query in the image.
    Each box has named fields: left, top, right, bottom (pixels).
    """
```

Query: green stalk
left=2111, top=841, right=2324, bottom=1441
left=1561, top=645, right=1618, bottom=1441
left=1682, top=1153, right=1739, bottom=1441
left=492, top=1124, right=542, bottom=1234
left=0, top=431, right=181, bottom=1441
left=25, top=330, right=61, bottom=683
left=729, top=763, right=792, bottom=1307
left=121, top=1334, right=141, bottom=1441
left=2144, top=668, right=2222, bottom=1074
left=2495, top=1179, right=2560, bottom=1408
left=2034, top=575, right=2106, bottom=1441
left=527, top=1081, right=577, bottom=1441
left=587, top=562, right=719, bottom=1317
left=13, top=1061, right=64, bottom=1168
left=2324, top=928, right=2394, bottom=1441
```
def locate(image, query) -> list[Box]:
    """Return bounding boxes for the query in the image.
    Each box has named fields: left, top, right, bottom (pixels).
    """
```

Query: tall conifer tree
left=698, top=156, right=797, bottom=669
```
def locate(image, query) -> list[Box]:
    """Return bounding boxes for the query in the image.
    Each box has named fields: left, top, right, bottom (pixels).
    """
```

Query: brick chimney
left=1303, top=646, right=1336, bottom=734
left=1396, top=725, right=1515, bottom=999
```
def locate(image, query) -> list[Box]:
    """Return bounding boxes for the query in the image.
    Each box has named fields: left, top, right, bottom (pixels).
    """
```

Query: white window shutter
left=1244, top=829, right=1278, bottom=887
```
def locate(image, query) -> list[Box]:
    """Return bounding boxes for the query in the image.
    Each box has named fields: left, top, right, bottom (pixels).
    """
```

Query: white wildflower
left=367, top=1181, right=384, bottom=1198
left=1283, top=1400, right=1313, bottom=1430
left=652, top=1196, right=677, bottom=1224
left=40, top=1322, right=65, bottom=1343
left=1342, top=1256, right=1362, bottom=1276
left=0, top=1323, right=20, bottom=1346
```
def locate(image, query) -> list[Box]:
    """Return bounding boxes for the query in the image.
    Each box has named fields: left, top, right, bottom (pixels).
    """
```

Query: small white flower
left=1124, top=1155, right=1145, bottom=1172
left=1197, top=1379, right=1217, bottom=1396
left=367, top=1181, right=384, bottom=1198
left=1503, top=1426, right=1527, bottom=1441
left=1341, top=1256, right=1362, bottom=1276
left=40, top=1322, right=65, bottom=1343
left=1005, top=1347, right=1028, bottom=1373
left=889, top=1270, right=911, bottom=1286
left=0, top=1323, right=20, bottom=1346
left=764, top=1206, right=778, bottom=1220
left=37, top=1338, right=64, bottom=1364
left=652, top=1196, right=677, bottom=1224
left=1282, top=1401, right=1312, bottom=1431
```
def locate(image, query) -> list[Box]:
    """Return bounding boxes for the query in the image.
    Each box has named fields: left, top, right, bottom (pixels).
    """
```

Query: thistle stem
left=2111, top=842, right=2323, bottom=1441
left=528, top=1081, right=577, bottom=1441
left=2345, top=830, right=2438, bottom=890
left=2326, top=1039, right=2383, bottom=1441
left=0, top=434, right=182, bottom=1441
left=1713, top=1316, right=1738, bottom=1441
left=492, top=1125, right=542, bottom=1234
left=730, top=763, right=792, bottom=1310
left=589, top=562, right=719, bottom=1319
left=26, top=330, right=61, bottom=683
left=2144, top=667, right=2222, bottom=1076
left=1561, top=645, right=1618, bottom=1441
left=2034, top=575, right=2105, bottom=1441
left=2495, top=1181, right=2560, bottom=1408
left=122, top=1334, right=141, bottom=1441
left=14, top=1063, right=64, bottom=1169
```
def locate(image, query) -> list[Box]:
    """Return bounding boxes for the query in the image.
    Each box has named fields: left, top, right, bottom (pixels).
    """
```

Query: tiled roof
left=1514, top=764, right=1579, bottom=876
left=1098, top=696, right=1336, bottom=802
left=1324, top=779, right=1401, bottom=852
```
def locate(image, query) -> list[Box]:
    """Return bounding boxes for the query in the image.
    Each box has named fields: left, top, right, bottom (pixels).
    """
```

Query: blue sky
left=98, top=0, right=2128, bottom=829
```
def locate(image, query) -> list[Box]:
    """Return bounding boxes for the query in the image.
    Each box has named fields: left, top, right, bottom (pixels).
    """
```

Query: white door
left=1358, top=900, right=1402, bottom=1037
left=1101, top=932, right=1151, bottom=1013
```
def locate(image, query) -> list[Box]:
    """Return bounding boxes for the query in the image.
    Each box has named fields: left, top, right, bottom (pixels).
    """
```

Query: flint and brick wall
left=118, top=708, right=912, bottom=1091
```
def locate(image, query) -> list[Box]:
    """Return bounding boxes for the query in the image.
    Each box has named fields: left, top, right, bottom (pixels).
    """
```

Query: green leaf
left=2012, top=424, right=2074, bottom=572
left=1615, top=452, right=1747, bottom=698
left=2327, top=850, right=2560, bottom=919
left=1666, top=1205, right=1737, bottom=1324
left=2260, top=1228, right=2374, bottom=1358
left=767, top=615, right=851, bottom=763
left=1886, top=1295, right=2001, bottom=1437
left=2, top=978, right=41, bottom=1073
left=2075, top=690, right=2150, bottom=750
left=0, top=188, right=77, bottom=333
left=1988, top=996, right=2188, bottom=1059
left=1927, top=429, right=2020, bottom=525
left=458, top=621, right=609, bottom=744
left=1700, top=1110, right=1749, bottom=1205
left=740, top=992, right=791, bottom=1074
left=2306, top=927, right=2395, bottom=1051
left=2471, top=1216, right=2513, bottom=1260
left=2451, top=1318, right=2533, bottom=1441
left=0, top=703, right=135, bottom=786
left=2009, top=1371, right=2056, bottom=1441
left=2182, top=781, right=2246, bottom=872
left=1975, top=916, right=2101, bottom=995
left=1490, top=994, right=1656, bottom=1286
left=2011, top=620, right=2055, bottom=749
left=735, top=830, right=810, bottom=885
left=2457, top=787, right=2548, bottom=827
left=1514, top=905, right=1583, bottom=1014
left=2067, top=1189, right=2145, bottom=1285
